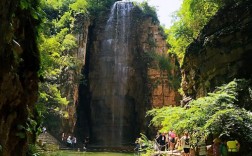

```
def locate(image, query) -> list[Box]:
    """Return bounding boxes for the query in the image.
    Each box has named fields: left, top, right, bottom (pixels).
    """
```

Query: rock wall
left=47, top=16, right=90, bottom=138
left=62, top=17, right=90, bottom=133
left=136, top=18, right=181, bottom=107
left=75, top=2, right=181, bottom=147
left=0, top=0, right=40, bottom=155
left=181, top=0, right=252, bottom=98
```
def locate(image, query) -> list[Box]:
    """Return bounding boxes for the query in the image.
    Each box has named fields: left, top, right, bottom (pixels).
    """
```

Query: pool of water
left=42, top=151, right=140, bottom=156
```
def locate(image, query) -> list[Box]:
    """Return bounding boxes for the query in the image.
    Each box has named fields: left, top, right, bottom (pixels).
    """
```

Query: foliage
left=135, top=1, right=159, bottom=24
left=138, top=133, right=156, bottom=156
left=26, top=144, right=39, bottom=156
left=147, top=79, right=252, bottom=152
left=166, top=0, right=247, bottom=63
left=148, top=52, right=180, bottom=90
left=86, top=0, right=117, bottom=17
left=70, top=0, right=88, bottom=13
left=37, top=0, right=87, bottom=119
left=139, top=133, right=154, bottom=150
left=37, top=0, right=119, bottom=126
left=166, top=0, right=224, bottom=63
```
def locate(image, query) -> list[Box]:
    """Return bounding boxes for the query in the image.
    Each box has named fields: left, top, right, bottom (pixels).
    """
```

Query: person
left=212, top=138, right=221, bottom=156
left=67, top=136, right=72, bottom=147
left=157, top=132, right=166, bottom=151
left=169, top=130, right=176, bottom=150
left=175, top=136, right=182, bottom=151
left=165, top=131, right=169, bottom=151
left=220, top=139, right=228, bottom=156
left=72, top=136, right=77, bottom=148
left=83, top=137, right=89, bottom=150
left=134, top=138, right=141, bottom=151
left=42, top=126, right=46, bottom=133
left=227, top=140, right=240, bottom=156
left=168, top=129, right=172, bottom=150
left=61, top=132, right=65, bottom=141
left=180, top=132, right=190, bottom=156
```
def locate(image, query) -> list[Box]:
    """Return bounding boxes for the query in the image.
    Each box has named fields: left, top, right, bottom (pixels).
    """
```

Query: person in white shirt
left=67, top=136, right=72, bottom=147
left=180, top=132, right=190, bottom=156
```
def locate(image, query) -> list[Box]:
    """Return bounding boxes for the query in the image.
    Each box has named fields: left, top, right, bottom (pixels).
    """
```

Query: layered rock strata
left=76, top=2, right=180, bottom=147
left=181, top=0, right=252, bottom=98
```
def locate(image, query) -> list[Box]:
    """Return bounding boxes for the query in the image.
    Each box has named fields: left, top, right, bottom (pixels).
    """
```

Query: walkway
left=153, top=150, right=181, bottom=156
left=37, top=132, right=62, bottom=151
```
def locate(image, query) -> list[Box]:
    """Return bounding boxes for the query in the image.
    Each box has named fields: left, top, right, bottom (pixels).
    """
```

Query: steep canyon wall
left=0, top=0, right=40, bottom=155
left=75, top=1, right=180, bottom=147
left=181, top=0, right=252, bottom=98
left=46, top=15, right=90, bottom=139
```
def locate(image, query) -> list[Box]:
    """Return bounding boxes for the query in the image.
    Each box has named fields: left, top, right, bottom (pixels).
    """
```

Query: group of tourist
left=61, top=133, right=90, bottom=150
left=61, top=133, right=77, bottom=148
left=153, top=130, right=240, bottom=156
left=155, top=130, right=191, bottom=156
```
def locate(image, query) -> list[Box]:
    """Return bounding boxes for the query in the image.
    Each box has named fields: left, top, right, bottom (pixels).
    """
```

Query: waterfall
left=88, top=1, right=135, bottom=147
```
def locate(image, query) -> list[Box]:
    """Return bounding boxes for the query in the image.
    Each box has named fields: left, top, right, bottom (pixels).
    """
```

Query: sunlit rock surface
left=75, top=1, right=180, bottom=147
left=181, top=0, right=252, bottom=98
left=43, top=15, right=90, bottom=141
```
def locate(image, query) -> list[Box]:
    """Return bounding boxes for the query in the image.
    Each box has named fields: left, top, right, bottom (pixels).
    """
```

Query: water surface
left=44, top=151, right=139, bottom=156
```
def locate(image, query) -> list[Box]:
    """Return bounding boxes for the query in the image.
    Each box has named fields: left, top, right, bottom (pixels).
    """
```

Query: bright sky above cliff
left=133, top=0, right=183, bottom=28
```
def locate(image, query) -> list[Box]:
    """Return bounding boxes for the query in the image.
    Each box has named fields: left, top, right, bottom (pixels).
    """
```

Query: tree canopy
left=147, top=79, right=252, bottom=153
left=166, top=0, right=225, bottom=63
left=37, top=0, right=89, bottom=118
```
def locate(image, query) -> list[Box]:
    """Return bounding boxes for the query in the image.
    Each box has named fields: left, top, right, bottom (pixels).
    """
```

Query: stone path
left=37, top=132, right=62, bottom=151
left=153, top=150, right=181, bottom=156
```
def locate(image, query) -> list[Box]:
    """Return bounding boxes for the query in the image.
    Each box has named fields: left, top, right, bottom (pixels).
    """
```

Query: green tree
left=167, top=0, right=223, bottom=63
left=86, top=0, right=116, bottom=17
left=147, top=79, right=252, bottom=154
left=37, top=0, right=88, bottom=118
left=137, top=1, right=159, bottom=24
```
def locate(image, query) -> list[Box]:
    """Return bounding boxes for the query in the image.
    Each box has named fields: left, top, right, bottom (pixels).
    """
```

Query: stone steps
left=153, top=150, right=181, bottom=156
left=37, top=132, right=62, bottom=151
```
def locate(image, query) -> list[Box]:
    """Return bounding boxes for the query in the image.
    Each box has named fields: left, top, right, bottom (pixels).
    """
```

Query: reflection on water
left=44, top=151, right=141, bottom=156
left=80, top=152, right=139, bottom=156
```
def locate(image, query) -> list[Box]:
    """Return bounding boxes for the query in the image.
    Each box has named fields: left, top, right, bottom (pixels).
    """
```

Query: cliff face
left=75, top=2, right=180, bottom=147
left=0, top=0, right=40, bottom=155
left=181, top=0, right=252, bottom=98
left=136, top=18, right=181, bottom=107
left=59, top=19, right=90, bottom=134
left=46, top=15, right=90, bottom=138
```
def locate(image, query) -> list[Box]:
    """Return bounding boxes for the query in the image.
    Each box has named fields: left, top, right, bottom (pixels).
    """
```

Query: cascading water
left=88, top=1, right=135, bottom=147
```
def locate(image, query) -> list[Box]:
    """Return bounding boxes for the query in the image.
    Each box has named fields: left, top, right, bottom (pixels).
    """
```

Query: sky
left=133, top=0, right=183, bottom=28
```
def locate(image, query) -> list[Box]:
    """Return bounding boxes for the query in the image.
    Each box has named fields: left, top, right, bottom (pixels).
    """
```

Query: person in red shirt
left=169, top=130, right=176, bottom=150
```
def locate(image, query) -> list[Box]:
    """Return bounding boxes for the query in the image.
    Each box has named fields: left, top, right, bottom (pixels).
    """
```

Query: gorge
left=1, top=0, right=252, bottom=155
left=81, top=1, right=137, bottom=147
left=74, top=0, right=252, bottom=150
left=75, top=0, right=180, bottom=147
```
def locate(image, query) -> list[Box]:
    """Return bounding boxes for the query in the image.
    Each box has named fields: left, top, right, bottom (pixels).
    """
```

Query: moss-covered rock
left=181, top=0, right=252, bottom=100
left=0, top=0, right=40, bottom=155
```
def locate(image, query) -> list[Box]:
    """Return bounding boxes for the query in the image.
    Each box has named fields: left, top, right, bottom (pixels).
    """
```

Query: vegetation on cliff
left=166, top=0, right=220, bottom=62
left=147, top=79, right=252, bottom=154
left=37, top=0, right=86, bottom=119
left=37, top=0, right=115, bottom=116
left=2, top=0, right=249, bottom=154
left=145, top=0, right=252, bottom=155
left=166, top=0, right=244, bottom=63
